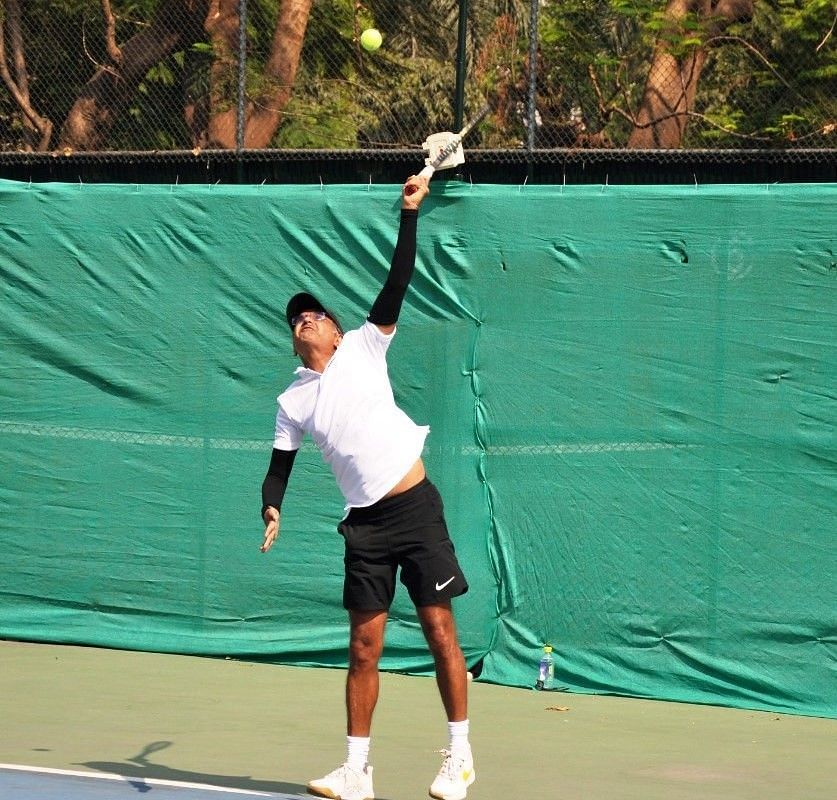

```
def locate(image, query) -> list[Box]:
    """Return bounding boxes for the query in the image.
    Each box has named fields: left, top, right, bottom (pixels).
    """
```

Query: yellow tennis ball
left=360, top=28, right=382, bottom=52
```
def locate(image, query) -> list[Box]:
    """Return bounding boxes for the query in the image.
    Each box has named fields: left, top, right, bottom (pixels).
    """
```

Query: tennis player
left=260, top=174, right=474, bottom=800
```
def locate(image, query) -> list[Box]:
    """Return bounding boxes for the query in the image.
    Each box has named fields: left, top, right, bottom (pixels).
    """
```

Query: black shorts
left=337, top=478, right=469, bottom=611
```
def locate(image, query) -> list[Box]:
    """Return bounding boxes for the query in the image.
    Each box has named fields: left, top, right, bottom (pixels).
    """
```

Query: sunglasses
left=291, top=310, right=328, bottom=327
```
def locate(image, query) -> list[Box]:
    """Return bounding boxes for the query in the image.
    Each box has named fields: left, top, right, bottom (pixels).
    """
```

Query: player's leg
left=347, top=608, right=388, bottom=736
left=395, top=479, right=469, bottom=723
left=307, top=610, right=386, bottom=800
left=308, top=512, right=395, bottom=800
left=416, top=602, right=467, bottom=722
left=417, top=603, right=475, bottom=800
left=394, top=478, right=474, bottom=800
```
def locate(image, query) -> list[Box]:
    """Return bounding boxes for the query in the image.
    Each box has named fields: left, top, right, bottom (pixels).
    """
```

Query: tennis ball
left=360, top=28, right=382, bottom=52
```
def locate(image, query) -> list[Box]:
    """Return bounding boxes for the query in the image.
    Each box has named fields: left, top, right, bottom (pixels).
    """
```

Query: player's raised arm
left=367, top=176, right=429, bottom=335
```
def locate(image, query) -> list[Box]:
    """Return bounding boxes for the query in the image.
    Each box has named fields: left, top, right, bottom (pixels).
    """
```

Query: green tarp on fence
left=0, top=179, right=834, bottom=718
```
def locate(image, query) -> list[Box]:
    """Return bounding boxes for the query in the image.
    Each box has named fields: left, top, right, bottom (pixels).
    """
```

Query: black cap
left=286, top=292, right=343, bottom=335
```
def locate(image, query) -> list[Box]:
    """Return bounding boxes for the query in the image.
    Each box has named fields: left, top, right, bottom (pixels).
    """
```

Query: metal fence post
left=236, top=0, right=248, bottom=152
left=454, top=0, right=468, bottom=130
left=527, top=0, right=539, bottom=154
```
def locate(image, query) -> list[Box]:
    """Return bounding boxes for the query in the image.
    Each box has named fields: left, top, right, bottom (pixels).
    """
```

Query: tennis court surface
left=1, top=640, right=834, bottom=800
left=0, top=765, right=303, bottom=800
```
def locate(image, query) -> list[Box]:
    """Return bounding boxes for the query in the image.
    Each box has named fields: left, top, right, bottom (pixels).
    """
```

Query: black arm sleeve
left=260, top=447, right=298, bottom=519
left=367, top=208, right=419, bottom=325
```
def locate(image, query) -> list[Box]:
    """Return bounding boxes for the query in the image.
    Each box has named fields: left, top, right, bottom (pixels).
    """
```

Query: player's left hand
left=402, top=175, right=429, bottom=210
left=261, top=507, right=280, bottom=553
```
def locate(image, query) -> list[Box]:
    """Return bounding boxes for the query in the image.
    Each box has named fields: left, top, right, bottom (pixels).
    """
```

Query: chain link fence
left=1, top=0, right=835, bottom=159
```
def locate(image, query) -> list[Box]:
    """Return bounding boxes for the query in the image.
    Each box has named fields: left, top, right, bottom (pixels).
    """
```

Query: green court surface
left=1, top=640, right=833, bottom=800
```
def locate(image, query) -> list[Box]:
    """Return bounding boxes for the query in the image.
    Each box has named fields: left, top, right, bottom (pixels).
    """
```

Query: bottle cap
left=544, top=645, right=552, bottom=653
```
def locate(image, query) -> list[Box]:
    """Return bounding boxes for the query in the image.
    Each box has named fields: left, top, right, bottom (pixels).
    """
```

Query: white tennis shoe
left=307, top=762, right=374, bottom=800
left=429, top=748, right=475, bottom=800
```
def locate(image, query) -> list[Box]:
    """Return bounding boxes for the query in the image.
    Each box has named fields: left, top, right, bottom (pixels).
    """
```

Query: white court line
left=0, top=763, right=297, bottom=797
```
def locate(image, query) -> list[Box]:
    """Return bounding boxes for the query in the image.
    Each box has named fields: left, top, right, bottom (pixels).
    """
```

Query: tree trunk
left=203, top=0, right=313, bottom=149
left=628, top=0, right=754, bottom=148
left=59, top=0, right=207, bottom=151
left=0, top=0, right=53, bottom=151
left=196, top=0, right=238, bottom=148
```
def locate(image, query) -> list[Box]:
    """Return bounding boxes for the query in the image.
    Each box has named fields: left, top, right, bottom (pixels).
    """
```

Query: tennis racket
left=405, top=104, right=490, bottom=194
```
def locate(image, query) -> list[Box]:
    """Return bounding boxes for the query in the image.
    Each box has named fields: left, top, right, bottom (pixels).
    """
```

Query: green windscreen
left=0, top=179, right=833, bottom=718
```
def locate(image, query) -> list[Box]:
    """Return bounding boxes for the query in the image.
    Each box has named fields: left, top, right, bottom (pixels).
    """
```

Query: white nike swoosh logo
left=435, top=577, right=455, bottom=591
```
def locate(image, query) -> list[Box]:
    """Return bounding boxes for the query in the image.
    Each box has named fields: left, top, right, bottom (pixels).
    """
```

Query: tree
left=0, top=0, right=315, bottom=151
left=534, top=0, right=834, bottom=149
left=270, top=0, right=521, bottom=151
left=696, top=0, right=837, bottom=145
left=1, top=0, right=834, bottom=152
left=0, top=0, right=53, bottom=150
left=0, top=0, right=528, bottom=153
left=59, top=0, right=206, bottom=151
left=58, top=0, right=314, bottom=151
left=628, top=0, right=754, bottom=148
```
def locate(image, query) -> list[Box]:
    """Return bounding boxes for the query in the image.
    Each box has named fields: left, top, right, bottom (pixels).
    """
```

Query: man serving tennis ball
left=260, top=174, right=474, bottom=800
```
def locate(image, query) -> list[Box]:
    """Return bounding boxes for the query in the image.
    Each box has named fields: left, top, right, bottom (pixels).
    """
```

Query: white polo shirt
left=273, top=321, right=429, bottom=510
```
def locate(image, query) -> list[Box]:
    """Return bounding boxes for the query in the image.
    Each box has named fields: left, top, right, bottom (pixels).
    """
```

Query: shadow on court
left=79, top=739, right=310, bottom=797
left=70, top=740, right=404, bottom=800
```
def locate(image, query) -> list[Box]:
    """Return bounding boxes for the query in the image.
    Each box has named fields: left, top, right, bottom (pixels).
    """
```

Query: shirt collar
left=293, top=366, right=321, bottom=380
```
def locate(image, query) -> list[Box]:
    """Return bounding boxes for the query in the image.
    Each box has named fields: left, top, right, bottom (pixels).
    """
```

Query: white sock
left=346, top=735, right=370, bottom=771
left=447, top=719, right=470, bottom=756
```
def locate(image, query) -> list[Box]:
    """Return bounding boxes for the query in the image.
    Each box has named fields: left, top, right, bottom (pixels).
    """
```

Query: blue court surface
left=0, top=765, right=305, bottom=800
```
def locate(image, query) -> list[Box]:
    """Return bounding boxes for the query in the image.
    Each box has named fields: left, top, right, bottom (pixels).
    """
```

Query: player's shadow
left=79, top=739, right=310, bottom=796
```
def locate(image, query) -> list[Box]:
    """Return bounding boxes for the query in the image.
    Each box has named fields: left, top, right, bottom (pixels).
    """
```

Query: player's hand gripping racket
left=405, top=104, right=490, bottom=195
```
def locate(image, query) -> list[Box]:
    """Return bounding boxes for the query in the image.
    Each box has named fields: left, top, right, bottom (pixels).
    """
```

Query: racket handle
left=405, top=165, right=435, bottom=195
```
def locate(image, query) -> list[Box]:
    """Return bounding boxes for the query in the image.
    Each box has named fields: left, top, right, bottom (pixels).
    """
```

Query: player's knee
left=424, top=623, right=460, bottom=660
left=349, top=635, right=383, bottom=669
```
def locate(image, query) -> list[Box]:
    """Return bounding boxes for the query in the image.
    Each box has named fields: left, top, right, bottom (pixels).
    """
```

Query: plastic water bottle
left=535, top=645, right=555, bottom=690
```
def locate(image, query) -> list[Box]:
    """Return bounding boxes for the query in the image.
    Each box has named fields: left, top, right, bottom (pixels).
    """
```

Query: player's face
left=292, top=309, right=341, bottom=352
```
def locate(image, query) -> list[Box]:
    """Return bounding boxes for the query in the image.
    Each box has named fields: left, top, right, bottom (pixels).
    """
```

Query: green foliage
left=274, top=80, right=375, bottom=149
left=111, top=52, right=192, bottom=151
left=0, top=0, right=834, bottom=151
left=534, top=0, right=836, bottom=148
left=537, top=0, right=654, bottom=146
left=694, top=0, right=837, bottom=146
